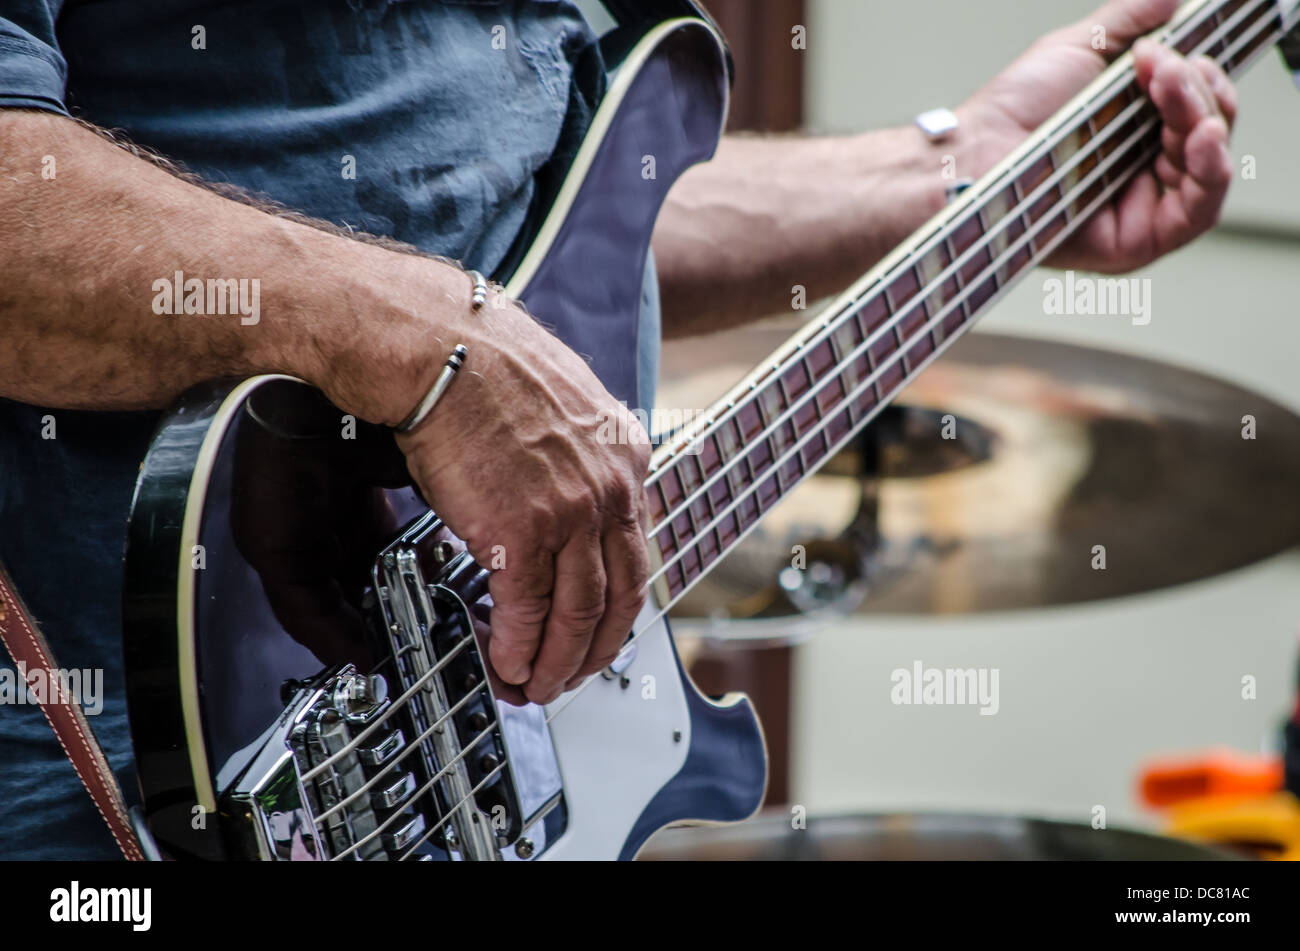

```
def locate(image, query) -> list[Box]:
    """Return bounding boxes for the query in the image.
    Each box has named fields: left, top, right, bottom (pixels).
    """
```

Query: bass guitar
left=122, top=0, right=1300, bottom=860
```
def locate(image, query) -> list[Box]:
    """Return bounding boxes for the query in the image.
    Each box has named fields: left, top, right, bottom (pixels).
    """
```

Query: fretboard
left=642, top=0, right=1298, bottom=609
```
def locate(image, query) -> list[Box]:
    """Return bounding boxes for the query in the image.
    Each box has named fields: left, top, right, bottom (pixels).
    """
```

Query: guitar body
left=122, top=17, right=767, bottom=862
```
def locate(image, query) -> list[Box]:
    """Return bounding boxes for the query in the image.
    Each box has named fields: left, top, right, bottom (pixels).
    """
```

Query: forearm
left=0, top=110, right=466, bottom=423
left=653, top=113, right=986, bottom=338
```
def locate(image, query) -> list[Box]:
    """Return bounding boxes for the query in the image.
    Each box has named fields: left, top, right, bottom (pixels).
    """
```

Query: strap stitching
left=0, top=575, right=143, bottom=861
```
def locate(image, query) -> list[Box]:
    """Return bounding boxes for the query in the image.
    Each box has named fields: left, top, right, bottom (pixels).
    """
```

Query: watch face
left=916, top=108, right=959, bottom=141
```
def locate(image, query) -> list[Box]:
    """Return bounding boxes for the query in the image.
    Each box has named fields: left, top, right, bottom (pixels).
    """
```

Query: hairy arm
left=0, top=109, right=650, bottom=706
left=652, top=126, right=955, bottom=339
left=653, top=0, right=1237, bottom=338
left=0, top=110, right=459, bottom=417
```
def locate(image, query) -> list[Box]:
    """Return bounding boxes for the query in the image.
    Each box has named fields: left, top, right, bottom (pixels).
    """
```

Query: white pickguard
left=539, top=603, right=690, bottom=860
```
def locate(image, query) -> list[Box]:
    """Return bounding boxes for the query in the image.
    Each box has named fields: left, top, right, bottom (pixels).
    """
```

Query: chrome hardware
left=334, top=673, right=388, bottom=723
left=375, top=521, right=506, bottom=862
left=372, top=773, right=417, bottom=810
left=222, top=511, right=565, bottom=861
left=384, top=814, right=428, bottom=851
left=226, top=666, right=408, bottom=861
left=515, top=837, right=535, bottom=860
left=367, top=512, right=567, bottom=861
left=601, top=642, right=638, bottom=679
left=358, top=730, right=405, bottom=767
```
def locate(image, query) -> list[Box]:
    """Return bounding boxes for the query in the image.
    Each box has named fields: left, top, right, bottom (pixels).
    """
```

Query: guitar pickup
left=358, top=729, right=404, bottom=767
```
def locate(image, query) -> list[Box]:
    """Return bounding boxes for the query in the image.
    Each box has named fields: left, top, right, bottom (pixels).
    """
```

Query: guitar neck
left=642, top=0, right=1299, bottom=609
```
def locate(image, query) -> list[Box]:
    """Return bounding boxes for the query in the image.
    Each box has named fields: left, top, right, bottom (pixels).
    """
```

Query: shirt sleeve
left=0, top=2, right=67, bottom=114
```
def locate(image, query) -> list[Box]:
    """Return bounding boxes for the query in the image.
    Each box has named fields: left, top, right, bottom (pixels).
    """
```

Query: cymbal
left=660, top=327, right=1300, bottom=626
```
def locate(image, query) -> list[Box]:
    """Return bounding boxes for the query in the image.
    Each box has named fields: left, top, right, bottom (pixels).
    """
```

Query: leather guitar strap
left=0, top=559, right=144, bottom=861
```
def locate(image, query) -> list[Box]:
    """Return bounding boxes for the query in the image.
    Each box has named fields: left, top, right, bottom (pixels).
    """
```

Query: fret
left=716, top=414, right=754, bottom=541
left=1232, top=2, right=1280, bottom=72
left=983, top=184, right=1030, bottom=290
left=917, top=242, right=960, bottom=344
left=940, top=234, right=970, bottom=334
left=822, top=322, right=856, bottom=446
left=688, top=451, right=722, bottom=566
left=805, top=336, right=838, bottom=409
left=694, top=421, right=721, bottom=480
left=956, top=205, right=998, bottom=316
left=750, top=386, right=783, bottom=510
left=1044, top=149, right=1072, bottom=247
left=734, top=385, right=766, bottom=460
left=1201, top=2, right=1234, bottom=61
left=797, top=353, right=826, bottom=469
left=782, top=352, right=817, bottom=451
left=648, top=477, right=680, bottom=594
left=648, top=0, right=1295, bottom=611
left=884, top=266, right=922, bottom=375
left=673, top=459, right=703, bottom=585
left=1089, top=89, right=1132, bottom=187
left=1021, top=153, right=1066, bottom=253
left=798, top=345, right=836, bottom=471
left=1198, top=0, right=1267, bottom=72
left=794, top=351, right=822, bottom=467
left=708, top=431, right=741, bottom=548
left=897, top=304, right=932, bottom=375
left=729, top=414, right=761, bottom=532
left=773, top=373, right=805, bottom=488
left=655, top=466, right=685, bottom=574
left=826, top=319, right=858, bottom=438
left=855, top=291, right=891, bottom=410
left=647, top=478, right=670, bottom=531
left=837, top=313, right=875, bottom=430
left=1054, top=114, right=1105, bottom=216
left=1178, top=2, right=1223, bottom=59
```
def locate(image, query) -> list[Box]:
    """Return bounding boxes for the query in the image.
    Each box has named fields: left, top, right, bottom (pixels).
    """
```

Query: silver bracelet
left=395, top=344, right=469, bottom=434
left=394, top=269, right=488, bottom=433
left=468, top=270, right=488, bottom=310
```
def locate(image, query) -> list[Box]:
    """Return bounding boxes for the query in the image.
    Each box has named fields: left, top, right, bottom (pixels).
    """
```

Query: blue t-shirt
left=0, top=0, right=658, bottom=859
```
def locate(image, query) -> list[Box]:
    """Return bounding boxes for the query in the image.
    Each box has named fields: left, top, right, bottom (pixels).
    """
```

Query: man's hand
left=959, top=0, right=1238, bottom=273
left=320, top=281, right=652, bottom=706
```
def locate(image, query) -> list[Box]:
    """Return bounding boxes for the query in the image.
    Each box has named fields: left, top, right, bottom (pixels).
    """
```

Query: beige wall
left=788, top=1, right=1300, bottom=831
left=805, top=0, right=1300, bottom=232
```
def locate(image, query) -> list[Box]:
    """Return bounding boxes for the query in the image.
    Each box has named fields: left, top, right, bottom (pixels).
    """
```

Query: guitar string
left=312, top=681, right=490, bottom=825
left=290, top=0, right=1275, bottom=848
left=637, top=3, right=1270, bottom=600
left=393, top=764, right=509, bottom=861
left=636, top=0, right=1276, bottom=631
left=639, top=0, right=1266, bottom=548
left=546, top=1, right=1282, bottom=725
left=298, top=631, right=475, bottom=783
left=329, top=722, right=499, bottom=859
left=302, top=0, right=1263, bottom=829
left=546, top=143, right=1159, bottom=724
left=642, top=0, right=1258, bottom=499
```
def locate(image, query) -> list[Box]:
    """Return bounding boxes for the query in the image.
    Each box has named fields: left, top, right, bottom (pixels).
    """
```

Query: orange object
left=1164, top=793, right=1300, bottom=861
left=1139, top=749, right=1283, bottom=808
